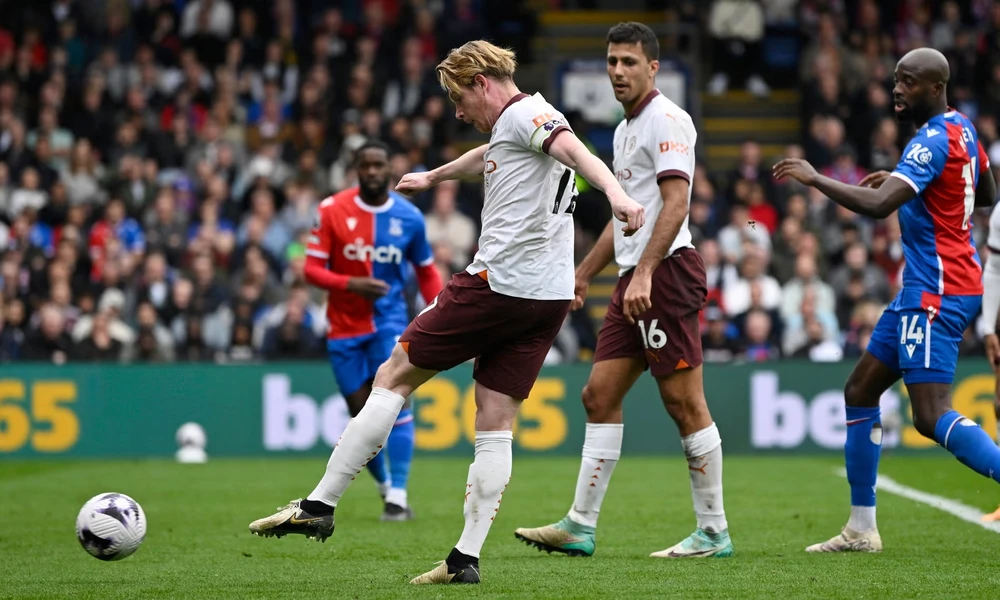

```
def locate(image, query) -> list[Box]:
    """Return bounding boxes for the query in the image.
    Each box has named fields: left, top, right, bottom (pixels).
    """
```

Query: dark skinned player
left=774, top=47, right=998, bottom=552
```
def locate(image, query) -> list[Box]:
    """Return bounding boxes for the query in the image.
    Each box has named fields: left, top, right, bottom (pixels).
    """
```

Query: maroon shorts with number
left=399, top=271, right=571, bottom=399
left=593, top=248, right=706, bottom=377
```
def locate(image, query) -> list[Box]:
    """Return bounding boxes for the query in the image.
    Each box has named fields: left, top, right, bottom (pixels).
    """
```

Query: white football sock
left=567, top=423, right=623, bottom=528
left=308, top=388, right=404, bottom=507
left=385, top=487, right=408, bottom=508
left=377, top=481, right=392, bottom=499
left=847, top=506, right=877, bottom=532
left=682, top=422, right=728, bottom=534
left=454, top=431, right=513, bottom=558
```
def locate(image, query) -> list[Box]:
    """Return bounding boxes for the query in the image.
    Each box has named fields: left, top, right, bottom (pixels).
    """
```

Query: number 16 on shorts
left=638, top=319, right=667, bottom=350
left=899, top=312, right=929, bottom=369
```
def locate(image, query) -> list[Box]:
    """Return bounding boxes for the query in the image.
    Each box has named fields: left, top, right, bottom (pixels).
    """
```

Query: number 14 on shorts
left=899, top=314, right=925, bottom=360
left=638, top=319, right=667, bottom=350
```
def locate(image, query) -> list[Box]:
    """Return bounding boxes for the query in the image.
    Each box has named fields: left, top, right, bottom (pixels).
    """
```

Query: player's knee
left=843, top=379, right=877, bottom=408
left=581, top=384, right=621, bottom=423
left=911, top=411, right=938, bottom=440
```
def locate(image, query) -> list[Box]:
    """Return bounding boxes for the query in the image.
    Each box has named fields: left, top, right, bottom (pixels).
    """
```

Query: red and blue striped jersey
left=306, top=188, right=434, bottom=340
left=889, top=110, right=990, bottom=296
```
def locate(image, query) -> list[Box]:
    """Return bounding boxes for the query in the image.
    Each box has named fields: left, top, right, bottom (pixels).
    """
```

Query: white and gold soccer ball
left=75, top=493, right=147, bottom=561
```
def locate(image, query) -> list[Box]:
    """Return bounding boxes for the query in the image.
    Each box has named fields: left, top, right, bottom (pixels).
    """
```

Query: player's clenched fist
left=395, top=172, right=435, bottom=196
left=622, top=273, right=652, bottom=325
left=570, top=275, right=589, bottom=311
left=610, top=194, right=645, bottom=237
left=347, top=277, right=391, bottom=301
left=772, top=158, right=819, bottom=186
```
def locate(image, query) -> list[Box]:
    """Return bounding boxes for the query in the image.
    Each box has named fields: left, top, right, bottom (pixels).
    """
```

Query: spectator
left=724, top=248, right=782, bottom=317
left=707, top=0, right=769, bottom=97
left=260, top=295, right=320, bottom=360
left=702, top=302, right=739, bottom=363
left=829, top=242, right=892, bottom=308
left=74, top=311, right=124, bottom=362
left=740, top=308, right=779, bottom=362
left=21, top=303, right=73, bottom=363
left=780, top=253, right=836, bottom=323
left=425, top=180, right=476, bottom=268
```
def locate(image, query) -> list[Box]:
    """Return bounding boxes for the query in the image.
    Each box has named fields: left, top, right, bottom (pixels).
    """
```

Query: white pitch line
left=835, top=468, right=1000, bottom=533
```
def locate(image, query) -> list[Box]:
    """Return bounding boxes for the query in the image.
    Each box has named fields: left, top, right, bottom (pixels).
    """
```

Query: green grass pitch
left=3, top=455, right=1000, bottom=599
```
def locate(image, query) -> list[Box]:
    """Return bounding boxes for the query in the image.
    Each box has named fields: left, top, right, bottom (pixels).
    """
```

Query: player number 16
left=638, top=319, right=667, bottom=350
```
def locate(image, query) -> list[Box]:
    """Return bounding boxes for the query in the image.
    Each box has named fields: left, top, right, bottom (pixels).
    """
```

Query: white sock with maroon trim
left=567, top=423, right=623, bottom=528
left=454, top=431, right=513, bottom=558
left=682, top=423, right=728, bottom=534
left=308, top=388, right=404, bottom=507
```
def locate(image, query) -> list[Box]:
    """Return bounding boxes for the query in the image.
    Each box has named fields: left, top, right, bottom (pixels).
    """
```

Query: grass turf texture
left=3, top=456, right=1000, bottom=599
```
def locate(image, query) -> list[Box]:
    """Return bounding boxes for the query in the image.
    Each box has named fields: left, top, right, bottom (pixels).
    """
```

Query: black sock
left=446, top=547, right=478, bottom=569
left=299, top=499, right=334, bottom=515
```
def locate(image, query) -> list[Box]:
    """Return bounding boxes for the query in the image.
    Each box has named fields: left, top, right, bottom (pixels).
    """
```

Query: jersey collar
left=354, top=195, right=395, bottom=214
left=627, top=89, right=660, bottom=121
left=498, top=92, right=530, bottom=120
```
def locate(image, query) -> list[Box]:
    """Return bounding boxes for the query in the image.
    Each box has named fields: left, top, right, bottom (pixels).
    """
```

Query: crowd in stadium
left=0, top=0, right=998, bottom=364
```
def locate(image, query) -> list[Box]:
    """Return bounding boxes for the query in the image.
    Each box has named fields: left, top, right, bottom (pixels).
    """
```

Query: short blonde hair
left=436, top=41, right=517, bottom=101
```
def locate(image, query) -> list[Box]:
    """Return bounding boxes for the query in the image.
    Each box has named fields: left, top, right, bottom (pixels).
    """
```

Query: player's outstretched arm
left=976, top=167, right=997, bottom=209
left=773, top=158, right=915, bottom=219
left=396, top=145, right=488, bottom=196
left=546, top=131, right=645, bottom=235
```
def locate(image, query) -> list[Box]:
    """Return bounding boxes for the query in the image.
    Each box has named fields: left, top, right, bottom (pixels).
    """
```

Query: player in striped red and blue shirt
left=304, top=140, right=442, bottom=521
left=775, top=47, right=998, bottom=552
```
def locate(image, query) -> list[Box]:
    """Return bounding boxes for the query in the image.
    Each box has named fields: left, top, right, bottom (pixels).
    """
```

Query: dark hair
left=606, top=21, right=659, bottom=61
left=354, top=139, right=391, bottom=164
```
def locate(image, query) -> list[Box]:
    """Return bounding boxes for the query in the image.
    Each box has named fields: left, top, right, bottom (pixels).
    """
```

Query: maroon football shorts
left=593, top=248, right=707, bottom=378
left=399, top=271, right=571, bottom=399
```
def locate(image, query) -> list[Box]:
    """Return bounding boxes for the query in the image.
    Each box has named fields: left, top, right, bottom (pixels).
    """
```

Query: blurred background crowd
left=0, top=0, right=998, bottom=365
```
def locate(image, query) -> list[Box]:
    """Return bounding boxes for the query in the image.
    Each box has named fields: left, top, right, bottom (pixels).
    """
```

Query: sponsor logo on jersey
left=541, top=119, right=564, bottom=132
left=532, top=112, right=558, bottom=128
left=485, top=160, right=498, bottom=174
left=615, top=168, right=633, bottom=181
left=343, top=241, right=403, bottom=264
left=905, top=143, right=933, bottom=165
left=659, top=141, right=689, bottom=155
left=389, top=218, right=403, bottom=237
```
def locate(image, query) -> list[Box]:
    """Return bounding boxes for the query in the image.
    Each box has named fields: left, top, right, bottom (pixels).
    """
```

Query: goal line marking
left=835, top=468, right=1000, bottom=533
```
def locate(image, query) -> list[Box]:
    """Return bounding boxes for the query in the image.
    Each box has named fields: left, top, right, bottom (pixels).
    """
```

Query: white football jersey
left=982, top=202, right=1000, bottom=334
left=612, top=90, right=696, bottom=275
left=989, top=200, right=1000, bottom=252
left=468, top=92, right=577, bottom=300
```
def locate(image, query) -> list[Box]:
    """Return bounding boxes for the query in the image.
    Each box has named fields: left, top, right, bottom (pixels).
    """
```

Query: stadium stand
left=0, top=0, right=997, bottom=366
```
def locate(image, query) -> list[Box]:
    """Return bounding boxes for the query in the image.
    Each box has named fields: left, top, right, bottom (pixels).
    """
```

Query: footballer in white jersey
left=471, top=92, right=578, bottom=300
left=515, top=21, right=734, bottom=561
left=248, top=40, right=645, bottom=585
left=611, top=90, right=696, bottom=274
left=247, top=40, right=643, bottom=587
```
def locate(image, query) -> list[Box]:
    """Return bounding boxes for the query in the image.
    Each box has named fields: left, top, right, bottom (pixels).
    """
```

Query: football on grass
left=76, top=493, right=146, bottom=561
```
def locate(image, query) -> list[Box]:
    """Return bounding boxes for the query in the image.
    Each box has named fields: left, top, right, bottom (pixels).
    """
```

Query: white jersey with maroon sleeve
left=611, top=90, right=696, bottom=275
left=467, top=92, right=578, bottom=301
